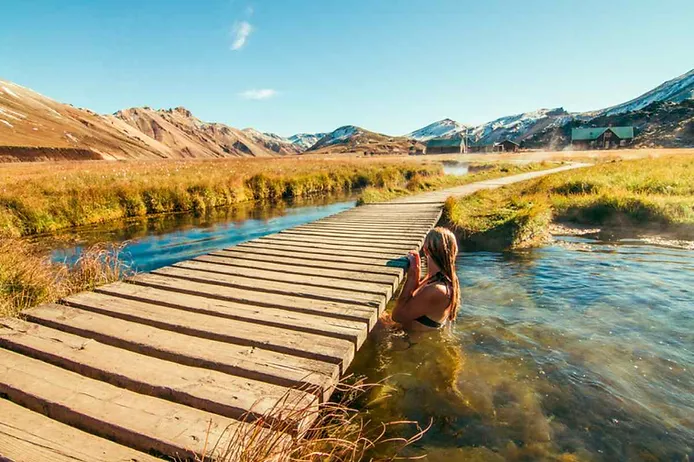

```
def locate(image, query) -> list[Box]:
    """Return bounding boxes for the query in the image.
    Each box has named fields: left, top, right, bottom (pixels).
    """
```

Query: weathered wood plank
left=279, top=229, right=424, bottom=244
left=233, top=244, right=409, bottom=268
left=298, top=223, right=433, bottom=233
left=151, top=265, right=384, bottom=308
left=255, top=236, right=412, bottom=259
left=242, top=239, right=405, bottom=260
left=92, top=282, right=370, bottom=344
left=0, top=349, right=266, bottom=460
left=0, top=398, right=162, bottom=462
left=194, top=254, right=399, bottom=289
left=257, top=234, right=418, bottom=252
left=127, top=274, right=379, bottom=326
left=24, top=303, right=339, bottom=399
left=0, top=319, right=316, bottom=421
left=175, top=259, right=392, bottom=298
left=62, top=291, right=356, bottom=369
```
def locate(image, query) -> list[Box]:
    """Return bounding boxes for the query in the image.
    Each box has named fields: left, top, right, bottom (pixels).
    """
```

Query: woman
left=391, top=227, right=460, bottom=331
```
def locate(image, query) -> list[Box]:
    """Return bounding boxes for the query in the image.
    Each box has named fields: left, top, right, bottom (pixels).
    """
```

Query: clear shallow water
left=45, top=194, right=357, bottom=273
left=350, top=236, right=694, bottom=461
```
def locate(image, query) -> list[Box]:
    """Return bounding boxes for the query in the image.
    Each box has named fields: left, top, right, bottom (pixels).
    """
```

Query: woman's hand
left=406, top=251, right=421, bottom=279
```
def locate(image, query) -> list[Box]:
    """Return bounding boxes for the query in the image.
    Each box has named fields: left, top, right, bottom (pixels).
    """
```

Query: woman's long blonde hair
left=424, top=227, right=460, bottom=321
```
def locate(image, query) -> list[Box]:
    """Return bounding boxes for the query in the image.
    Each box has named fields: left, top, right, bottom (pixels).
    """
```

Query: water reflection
left=41, top=193, right=357, bottom=273
left=350, top=236, right=694, bottom=461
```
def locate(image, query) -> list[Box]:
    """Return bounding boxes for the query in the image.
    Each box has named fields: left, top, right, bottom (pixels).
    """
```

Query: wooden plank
left=299, top=222, right=433, bottom=233
left=242, top=240, right=405, bottom=260
left=0, top=398, right=162, bottom=462
left=95, top=282, right=370, bottom=344
left=201, top=251, right=403, bottom=284
left=194, top=254, right=399, bottom=289
left=24, top=303, right=339, bottom=399
left=279, top=229, right=425, bottom=244
left=151, top=265, right=384, bottom=308
left=0, top=319, right=316, bottom=422
left=174, top=259, right=392, bottom=298
left=233, top=244, right=409, bottom=268
left=127, top=274, right=379, bottom=326
left=291, top=226, right=426, bottom=241
left=256, top=235, right=414, bottom=258
left=62, top=291, right=356, bottom=370
left=259, top=234, right=418, bottom=252
left=0, top=349, right=269, bottom=460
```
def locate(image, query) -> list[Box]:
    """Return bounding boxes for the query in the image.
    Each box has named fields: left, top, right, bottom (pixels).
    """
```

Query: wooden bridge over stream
left=0, top=164, right=585, bottom=461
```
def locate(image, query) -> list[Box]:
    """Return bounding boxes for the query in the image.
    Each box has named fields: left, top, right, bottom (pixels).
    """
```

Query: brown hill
left=306, top=125, right=422, bottom=156
left=0, top=78, right=295, bottom=161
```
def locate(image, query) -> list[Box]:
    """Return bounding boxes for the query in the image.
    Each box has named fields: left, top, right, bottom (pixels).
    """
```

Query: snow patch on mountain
left=406, top=118, right=468, bottom=141
left=311, top=126, right=362, bottom=149
left=470, top=108, right=571, bottom=144
left=591, top=69, right=694, bottom=118
left=288, top=133, right=328, bottom=150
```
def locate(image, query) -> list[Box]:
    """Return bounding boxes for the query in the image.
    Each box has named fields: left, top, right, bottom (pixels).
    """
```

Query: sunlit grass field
left=0, top=157, right=441, bottom=237
left=444, top=155, right=694, bottom=249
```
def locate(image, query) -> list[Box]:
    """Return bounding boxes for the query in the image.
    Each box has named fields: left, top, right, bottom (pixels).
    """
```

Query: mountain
left=241, top=128, right=302, bottom=155
left=288, top=133, right=327, bottom=151
left=0, top=79, right=171, bottom=161
left=590, top=69, right=694, bottom=118
left=0, top=77, right=298, bottom=161
left=406, top=118, right=468, bottom=141
left=407, top=68, right=694, bottom=149
left=306, top=125, right=422, bottom=155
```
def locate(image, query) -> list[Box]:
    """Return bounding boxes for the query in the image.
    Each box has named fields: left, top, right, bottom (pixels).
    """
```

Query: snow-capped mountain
left=406, top=118, right=468, bottom=141
left=591, top=69, right=694, bottom=118
left=407, top=68, right=694, bottom=147
left=469, top=108, right=572, bottom=144
left=287, top=132, right=327, bottom=150
left=310, top=126, right=363, bottom=150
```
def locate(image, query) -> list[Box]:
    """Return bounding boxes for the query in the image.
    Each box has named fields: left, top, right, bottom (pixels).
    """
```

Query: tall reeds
left=0, top=239, right=129, bottom=318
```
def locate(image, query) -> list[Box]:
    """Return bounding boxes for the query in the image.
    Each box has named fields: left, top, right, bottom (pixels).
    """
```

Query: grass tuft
left=0, top=239, right=129, bottom=318
left=196, top=377, right=429, bottom=462
left=444, top=155, right=694, bottom=250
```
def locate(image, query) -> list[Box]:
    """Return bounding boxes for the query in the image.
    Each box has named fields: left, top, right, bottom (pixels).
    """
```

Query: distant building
left=425, top=138, right=464, bottom=154
left=494, top=140, right=520, bottom=152
left=571, top=127, right=635, bottom=150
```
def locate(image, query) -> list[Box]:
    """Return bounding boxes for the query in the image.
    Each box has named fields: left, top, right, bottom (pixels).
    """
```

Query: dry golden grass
left=0, top=157, right=441, bottom=237
left=195, top=377, right=429, bottom=462
left=0, top=239, right=129, bottom=318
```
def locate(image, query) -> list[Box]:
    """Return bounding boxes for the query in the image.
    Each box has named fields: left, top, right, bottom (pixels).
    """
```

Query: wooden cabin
left=571, top=127, right=635, bottom=150
left=425, top=138, right=464, bottom=154
left=494, top=140, right=520, bottom=152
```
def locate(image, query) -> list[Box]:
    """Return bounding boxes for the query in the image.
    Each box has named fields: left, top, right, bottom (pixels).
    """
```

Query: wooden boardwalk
left=0, top=164, right=585, bottom=461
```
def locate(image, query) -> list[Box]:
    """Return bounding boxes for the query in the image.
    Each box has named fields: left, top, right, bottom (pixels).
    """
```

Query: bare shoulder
left=416, top=282, right=450, bottom=305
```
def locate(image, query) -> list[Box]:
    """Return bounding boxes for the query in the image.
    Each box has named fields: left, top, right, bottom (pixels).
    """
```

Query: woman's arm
left=392, top=252, right=422, bottom=322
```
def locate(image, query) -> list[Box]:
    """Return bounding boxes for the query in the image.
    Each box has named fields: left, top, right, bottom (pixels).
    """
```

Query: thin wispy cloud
left=239, top=89, right=278, bottom=100
left=231, top=21, right=253, bottom=50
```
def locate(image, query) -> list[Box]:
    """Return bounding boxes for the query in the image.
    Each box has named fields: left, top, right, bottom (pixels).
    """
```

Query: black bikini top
left=414, top=272, right=452, bottom=329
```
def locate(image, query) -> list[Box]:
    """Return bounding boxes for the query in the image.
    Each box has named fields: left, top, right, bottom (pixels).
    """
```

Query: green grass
left=0, top=158, right=441, bottom=238
left=444, top=155, right=694, bottom=250
left=357, top=162, right=557, bottom=205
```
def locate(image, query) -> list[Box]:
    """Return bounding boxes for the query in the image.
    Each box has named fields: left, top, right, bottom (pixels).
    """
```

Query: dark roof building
left=494, top=140, right=520, bottom=152
left=571, top=127, right=635, bottom=149
left=425, top=138, right=464, bottom=154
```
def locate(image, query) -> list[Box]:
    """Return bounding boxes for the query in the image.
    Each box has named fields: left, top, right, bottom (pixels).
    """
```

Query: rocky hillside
left=306, top=125, right=422, bottom=156
left=524, top=100, right=694, bottom=149
left=0, top=79, right=295, bottom=161
left=407, top=68, right=694, bottom=149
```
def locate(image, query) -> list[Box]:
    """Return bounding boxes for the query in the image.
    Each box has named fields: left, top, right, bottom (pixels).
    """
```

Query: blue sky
left=1, top=0, right=692, bottom=137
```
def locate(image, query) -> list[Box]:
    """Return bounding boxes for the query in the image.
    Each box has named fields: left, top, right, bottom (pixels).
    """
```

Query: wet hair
left=423, top=227, right=460, bottom=321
